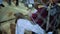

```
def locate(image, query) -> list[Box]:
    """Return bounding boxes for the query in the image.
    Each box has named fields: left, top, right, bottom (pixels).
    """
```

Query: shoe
left=0, top=4, right=5, bottom=7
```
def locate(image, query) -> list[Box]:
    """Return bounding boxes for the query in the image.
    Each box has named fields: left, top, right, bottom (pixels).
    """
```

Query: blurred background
left=0, top=0, right=60, bottom=34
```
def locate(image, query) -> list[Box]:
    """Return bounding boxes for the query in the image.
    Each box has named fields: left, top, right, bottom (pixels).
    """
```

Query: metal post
left=8, top=0, right=11, bottom=5
left=16, top=0, right=19, bottom=6
left=46, top=3, right=51, bottom=32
